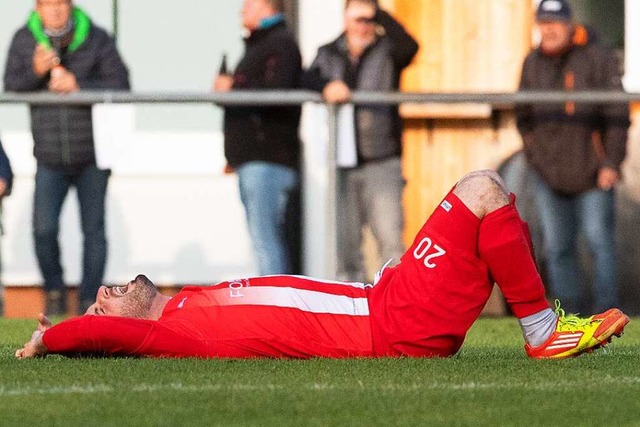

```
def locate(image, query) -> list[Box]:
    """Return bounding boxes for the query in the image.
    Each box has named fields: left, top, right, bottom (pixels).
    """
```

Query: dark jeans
left=531, top=170, right=618, bottom=313
left=33, top=163, right=110, bottom=305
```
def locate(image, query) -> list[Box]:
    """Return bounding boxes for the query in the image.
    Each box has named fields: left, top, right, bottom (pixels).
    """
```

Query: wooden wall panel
left=357, top=1, right=532, bottom=293
left=388, top=0, right=533, bottom=242
left=487, top=0, right=533, bottom=90
left=378, top=0, right=396, bottom=12
left=402, top=114, right=523, bottom=242
left=396, top=0, right=532, bottom=92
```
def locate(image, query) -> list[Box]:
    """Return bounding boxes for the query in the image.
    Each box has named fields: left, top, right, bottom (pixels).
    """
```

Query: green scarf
left=27, top=6, right=91, bottom=52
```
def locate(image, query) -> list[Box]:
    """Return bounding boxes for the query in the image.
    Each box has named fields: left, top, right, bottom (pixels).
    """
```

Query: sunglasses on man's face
left=354, top=16, right=376, bottom=24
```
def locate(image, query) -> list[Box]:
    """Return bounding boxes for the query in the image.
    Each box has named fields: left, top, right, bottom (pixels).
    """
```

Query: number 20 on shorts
left=413, top=237, right=446, bottom=268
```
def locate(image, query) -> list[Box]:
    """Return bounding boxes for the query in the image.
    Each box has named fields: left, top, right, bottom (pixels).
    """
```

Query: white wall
left=299, top=1, right=343, bottom=64
left=0, top=128, right=255, bottom=286
left=298, top=0, right=343, bottom=279
left=624, top=0, right=640, bottom=91
left=0, top=1, right=256, bottom=286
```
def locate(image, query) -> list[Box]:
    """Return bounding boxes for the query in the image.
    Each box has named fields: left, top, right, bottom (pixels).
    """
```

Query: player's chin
left=134, top=274, right=156, bottom=289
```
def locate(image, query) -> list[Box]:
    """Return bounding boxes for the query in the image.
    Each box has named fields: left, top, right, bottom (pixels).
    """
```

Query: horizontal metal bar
left=0, top=91, right=320, bottom=106
left=1, top=90, right=640, bottom=106
left=351, top=91, right=640, bottom=107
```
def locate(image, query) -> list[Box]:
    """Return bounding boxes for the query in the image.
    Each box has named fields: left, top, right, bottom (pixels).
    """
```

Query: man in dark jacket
left=0, top=139, right=14, bottom=316
left=3, top=0, right=130, bottom=315
left=0, top=140, right=13, bottom=201
left=213, top=0, right=302, bottom=276
left=303, top=0, right=418, bottom=281
left=516, top=0, right=629, bottom=313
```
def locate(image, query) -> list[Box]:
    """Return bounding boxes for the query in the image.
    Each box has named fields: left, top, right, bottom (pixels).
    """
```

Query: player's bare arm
left=15, top=313, right=51, bottom=359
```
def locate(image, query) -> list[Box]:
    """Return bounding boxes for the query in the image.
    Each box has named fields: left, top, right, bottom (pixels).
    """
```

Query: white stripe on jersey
left=274, top=275, right=369, bottom=289
left=212, top=286, right=370, bottom=316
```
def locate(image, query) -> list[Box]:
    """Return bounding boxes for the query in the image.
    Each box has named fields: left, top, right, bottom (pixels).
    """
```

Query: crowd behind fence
left=0, top=89, right=638, bottom=281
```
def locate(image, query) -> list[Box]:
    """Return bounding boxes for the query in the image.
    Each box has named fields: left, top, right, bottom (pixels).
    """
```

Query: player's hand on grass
left=15, top=313, right=51, bottom=359
left=36, top=312, right=53, bottom=332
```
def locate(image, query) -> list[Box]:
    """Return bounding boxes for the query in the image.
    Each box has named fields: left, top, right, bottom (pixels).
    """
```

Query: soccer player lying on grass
left=15, top=170, right=629, bottom=360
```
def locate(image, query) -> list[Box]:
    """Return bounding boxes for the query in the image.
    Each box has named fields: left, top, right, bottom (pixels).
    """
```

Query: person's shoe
left=45, top=290, right=68, bottom=316
left=525, top=300, right=629, bottom=359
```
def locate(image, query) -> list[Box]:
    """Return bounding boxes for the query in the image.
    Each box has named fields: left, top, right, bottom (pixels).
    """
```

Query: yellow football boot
left=525, top=301, right=629, bottom=359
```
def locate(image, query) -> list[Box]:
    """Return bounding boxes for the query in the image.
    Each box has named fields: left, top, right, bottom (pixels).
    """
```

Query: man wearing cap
left=516, top=0, right=629, bottom=314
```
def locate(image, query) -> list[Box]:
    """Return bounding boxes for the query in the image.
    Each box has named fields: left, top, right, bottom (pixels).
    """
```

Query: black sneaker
left=45, top=290, right=67, bottom=316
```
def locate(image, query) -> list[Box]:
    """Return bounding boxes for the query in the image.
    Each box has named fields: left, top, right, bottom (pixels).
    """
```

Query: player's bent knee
left=461, top=170, right=508, bottom=194
left=459, top=169, right=503, bottom=187
left=454, top=170, right=509, bottom=218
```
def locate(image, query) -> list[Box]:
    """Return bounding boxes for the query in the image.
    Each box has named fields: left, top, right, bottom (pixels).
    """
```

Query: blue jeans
left=33, top=163, right=110, bottom=305
left=236, top=161, right=299, bottom=275
left=531, top=171, right=618, bottom=313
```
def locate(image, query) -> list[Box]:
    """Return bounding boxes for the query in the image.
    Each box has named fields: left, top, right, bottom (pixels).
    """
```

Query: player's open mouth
left=112, top=285, right=129, bottom=296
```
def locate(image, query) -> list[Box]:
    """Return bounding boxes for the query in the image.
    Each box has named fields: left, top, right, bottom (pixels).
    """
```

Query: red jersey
left=43, top=275, right=374, bottom=358
left=43, top=190, right=511, bottom=359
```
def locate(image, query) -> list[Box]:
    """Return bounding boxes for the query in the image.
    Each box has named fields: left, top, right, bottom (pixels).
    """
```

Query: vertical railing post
left=325, top=103, right=339, bottom=279
left=112, top=0, right=119, bottom=43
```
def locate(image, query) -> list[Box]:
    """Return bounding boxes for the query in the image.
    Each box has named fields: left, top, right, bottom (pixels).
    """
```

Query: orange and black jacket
left=516, top=26, right=629, bottom=195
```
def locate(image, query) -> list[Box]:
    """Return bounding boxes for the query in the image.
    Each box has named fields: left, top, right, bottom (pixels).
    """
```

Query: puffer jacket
left=516, top=36, right=628, bottom=195
left=3, top=7, right=130, bottom=170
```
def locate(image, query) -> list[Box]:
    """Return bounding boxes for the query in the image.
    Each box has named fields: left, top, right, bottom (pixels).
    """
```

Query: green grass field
left=1, top=317, right=638, bottom=427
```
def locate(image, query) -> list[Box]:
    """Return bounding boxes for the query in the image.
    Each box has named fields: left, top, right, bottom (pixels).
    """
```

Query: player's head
left=85, top=274, right=159, bottom=319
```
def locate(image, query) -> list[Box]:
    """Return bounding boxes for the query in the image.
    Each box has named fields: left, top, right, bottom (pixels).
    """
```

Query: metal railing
left=1, top=90, right=639, bottom=106
left=0, top=89, right=635, bottom=277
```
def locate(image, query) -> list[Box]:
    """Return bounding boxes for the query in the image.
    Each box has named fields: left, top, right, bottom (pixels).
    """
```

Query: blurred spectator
left=0, top=140, right=13, bottom=201
left=0, top=138, right=14, bottom=316
left=303, top=0, right=418, bottom=281
left=516, top=0, right=629, bottom=313
left=3, top=0, right=130, bottom=315
left=212, top=0, right=302, bottom=275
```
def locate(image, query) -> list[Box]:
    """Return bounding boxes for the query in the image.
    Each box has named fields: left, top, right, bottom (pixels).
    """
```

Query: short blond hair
left=345, top=0, right=377, bottom=9
left=266, top=0, right=285, bottom=13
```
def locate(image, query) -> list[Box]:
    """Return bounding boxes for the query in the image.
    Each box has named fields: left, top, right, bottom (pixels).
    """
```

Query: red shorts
left=368, top=189, right=493, bottom=357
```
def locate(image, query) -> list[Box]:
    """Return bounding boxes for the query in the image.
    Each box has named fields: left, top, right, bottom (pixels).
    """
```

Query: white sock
left=519, top=308, right=557, bottom=347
